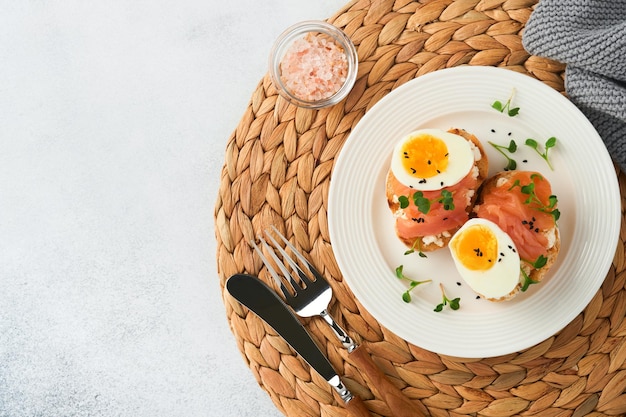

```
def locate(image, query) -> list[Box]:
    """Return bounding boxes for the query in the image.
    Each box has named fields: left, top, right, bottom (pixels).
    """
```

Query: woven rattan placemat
left=215, top=0, right=626, bottom=415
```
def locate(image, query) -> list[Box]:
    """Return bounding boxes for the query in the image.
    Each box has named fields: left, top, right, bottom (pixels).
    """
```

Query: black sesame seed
left=411, top=168, right=416, bottom=174
left=427, top=160, right=432, bottom=165
left=523, top=159, right=528, bottom=163
left=491, top=129, right=496, bottom=133
left=456, top=282, right=462, bottom=286
left=508, top=132, right=512, bottom=136
left=476, top=295, right=481, bottom=299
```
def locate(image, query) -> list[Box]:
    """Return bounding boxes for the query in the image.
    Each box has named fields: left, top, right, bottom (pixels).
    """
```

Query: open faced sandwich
left=466, top=170, right=560, bottom=300
left=386, top=128, right=489, bottom=252
left=448, top=171, right=560, bottom=301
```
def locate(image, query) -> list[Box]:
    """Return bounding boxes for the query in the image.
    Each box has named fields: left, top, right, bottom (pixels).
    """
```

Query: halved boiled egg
left=390, top=128, right=475, bottom=191
left=449, top=218, right=521, bottom=301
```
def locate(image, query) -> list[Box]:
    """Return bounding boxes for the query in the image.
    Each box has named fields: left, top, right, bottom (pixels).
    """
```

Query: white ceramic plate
left=328, top=66, right=620, bottom=358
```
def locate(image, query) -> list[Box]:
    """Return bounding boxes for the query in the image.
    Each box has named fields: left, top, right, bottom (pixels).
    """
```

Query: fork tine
left=269, top=225, right=325, bottom=282
left=259, top=236, right=304, bottom=295
left=265, top=231, right=314, bottom=287
left=251, top=238, right=294, bottom=300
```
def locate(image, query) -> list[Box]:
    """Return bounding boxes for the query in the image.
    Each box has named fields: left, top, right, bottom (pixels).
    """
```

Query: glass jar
left=269, top=20, right=358, bottom=109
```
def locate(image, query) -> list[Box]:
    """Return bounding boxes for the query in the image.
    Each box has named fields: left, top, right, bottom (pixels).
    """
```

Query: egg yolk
left=452, top=225, right=498, bottom=271
left=400, top=133, right=449, bottom=179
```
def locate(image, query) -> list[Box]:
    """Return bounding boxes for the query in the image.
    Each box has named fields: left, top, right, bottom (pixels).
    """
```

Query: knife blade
left=226, top=274, right=371, bottom=417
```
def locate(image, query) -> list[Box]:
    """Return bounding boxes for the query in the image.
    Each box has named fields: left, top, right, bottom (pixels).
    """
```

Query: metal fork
left=252, top=226, right=426, bottom=417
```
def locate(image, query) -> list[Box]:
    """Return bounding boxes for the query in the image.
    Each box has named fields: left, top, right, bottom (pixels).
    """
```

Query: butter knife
left=227, top=273, right=371, bottom=417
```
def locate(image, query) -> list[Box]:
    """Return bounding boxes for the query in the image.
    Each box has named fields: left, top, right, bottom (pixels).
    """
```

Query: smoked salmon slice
left=474, top=171, right=558, bottom=262
left=387, top=169, right=479, bottom=238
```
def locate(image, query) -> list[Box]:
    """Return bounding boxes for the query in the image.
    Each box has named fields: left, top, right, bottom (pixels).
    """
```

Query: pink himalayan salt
left=279, top=33, right=349, bottom=102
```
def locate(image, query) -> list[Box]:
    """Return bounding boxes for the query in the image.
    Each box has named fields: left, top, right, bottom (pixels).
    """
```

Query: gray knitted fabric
left=522, top=0, right=626, bottom=170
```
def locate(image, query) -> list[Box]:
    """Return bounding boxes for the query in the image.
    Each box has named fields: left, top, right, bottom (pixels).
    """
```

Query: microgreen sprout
left=438, top=190, right=455, bottom=211
left=412, top=192, right=431, bottom=214
left=434, top=283, right=461, bottom=312
left=404, top=238, right=427, bottom=258
left=508, top=174, right=560, bottom=222
left=488, top=140, right=517, bottom=171
left=526, top=136, right=557, bottom=170
left=520, top=255, right=548, bottom=291
left=492, top=89, right=520, bottom=117
left=404, top=190, right=455, bottom=215
left=395, top=265, right=432, bottom=303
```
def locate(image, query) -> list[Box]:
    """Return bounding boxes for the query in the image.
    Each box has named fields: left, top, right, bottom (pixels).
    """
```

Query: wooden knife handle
left=349, top=345, right=427, bottom=417
left=344, top=395, right=372, bottom=417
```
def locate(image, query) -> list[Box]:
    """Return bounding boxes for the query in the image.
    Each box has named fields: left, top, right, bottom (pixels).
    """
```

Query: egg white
left=449, top=218, right=521, bottom=300
left=390, top=128, right=475, bottom=191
